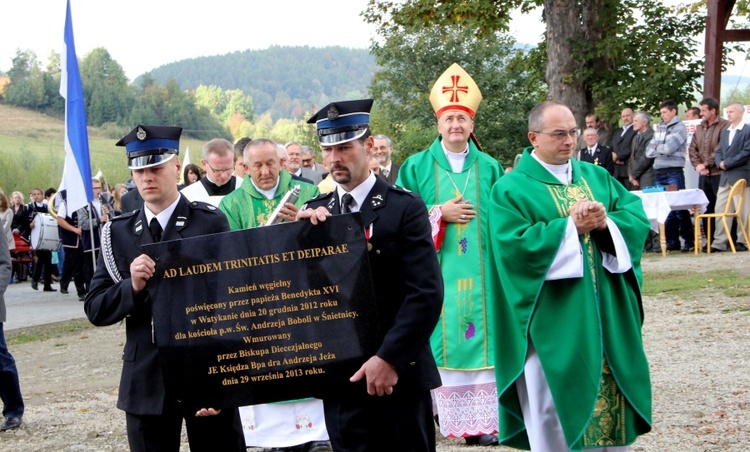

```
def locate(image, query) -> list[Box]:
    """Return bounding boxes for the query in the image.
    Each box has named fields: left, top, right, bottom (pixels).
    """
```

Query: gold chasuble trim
left=583, top=358, right=627, bottom=447
left=474, top=161, right=488, bottom=368
left=546, top=177, right=627, bottom=447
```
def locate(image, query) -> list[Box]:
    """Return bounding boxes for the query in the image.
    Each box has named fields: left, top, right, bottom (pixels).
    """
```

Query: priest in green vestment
left=219, top=139, right=319, bottom=229
left=218, top=138, right=327, bottom=450
left=397, top=63, right=503, bottom=446
left=488, top=101, right=652, bottom=451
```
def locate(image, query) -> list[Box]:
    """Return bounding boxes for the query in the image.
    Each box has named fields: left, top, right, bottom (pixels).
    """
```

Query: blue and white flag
left=59, top=0, right=92, bottom=213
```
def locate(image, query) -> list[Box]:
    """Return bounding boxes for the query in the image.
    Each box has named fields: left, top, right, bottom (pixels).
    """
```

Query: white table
left=632, top=189, right=709, bottom=256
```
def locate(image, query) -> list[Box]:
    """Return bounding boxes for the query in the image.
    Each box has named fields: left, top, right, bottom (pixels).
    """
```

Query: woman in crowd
left=10, top=191, right=30, bottom=281
left=0, top=193, right=14, bottom=253
left=10, top=191, right=27, bottom=239
left=182, top=163, right=202, bottom=188
left=112, top=183, right=128, bottom=217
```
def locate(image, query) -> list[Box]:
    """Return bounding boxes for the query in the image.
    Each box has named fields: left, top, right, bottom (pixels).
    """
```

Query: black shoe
left=60, top=288, right=69, bottom=294
left=78, top=295, right=86, bottom=302
left=43, top=286, right=57, bottom=292
left=666, top=245, right=681, bottom=251
left=30, top=280, right=38, bottom=290
left=465, top=434, right=499, bottom=446
left=681, top=245, right=694, bottom=253
left=709, top=247, right=725, bottom=253
left=735, top=243, right=748, bottom=252
left=306, top=441, right=333, bottom=452
left=1, top=416, right=22, bottom=431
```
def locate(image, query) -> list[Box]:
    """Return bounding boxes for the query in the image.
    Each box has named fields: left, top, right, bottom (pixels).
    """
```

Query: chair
left=695, top=178, right=750, bottom=254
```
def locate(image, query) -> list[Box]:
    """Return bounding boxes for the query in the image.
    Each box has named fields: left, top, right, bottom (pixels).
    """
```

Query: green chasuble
left=219, top=171, right=319, bottom=230
left=488, top=149, right=652, bottom=450
left=397, top=137, right=503, bottom=370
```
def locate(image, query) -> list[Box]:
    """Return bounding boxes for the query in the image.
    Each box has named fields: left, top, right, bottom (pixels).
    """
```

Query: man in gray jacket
left=646, top=100, right=693, bottom=252
left=0, top=216, right=24, bottom=430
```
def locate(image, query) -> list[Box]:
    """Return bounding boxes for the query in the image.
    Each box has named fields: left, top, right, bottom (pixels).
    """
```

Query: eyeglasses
left=207, top=164, right=234, bottom=174
left=302, top=158, right=313, bottom=164
left=374, top=146, right=390, bottom=151
left=532, top=129, right=580, bottom=140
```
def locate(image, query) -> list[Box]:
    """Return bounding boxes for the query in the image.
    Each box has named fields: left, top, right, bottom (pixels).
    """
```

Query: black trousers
left=125, top=408, right=245, bottom=452
left=60, top=246, right=86, bottom=296
left=323, top=388, right=436, bottom=452
left=32, top=250, right=53, bottom=287
left=699, top=174, right=721, bottom=241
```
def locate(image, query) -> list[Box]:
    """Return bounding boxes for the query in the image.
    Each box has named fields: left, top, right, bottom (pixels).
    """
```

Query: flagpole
left=87, top=204, right=97, bottom=271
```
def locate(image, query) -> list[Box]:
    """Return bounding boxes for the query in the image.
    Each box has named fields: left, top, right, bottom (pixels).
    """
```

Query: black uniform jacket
left=84, top=195, right=229, bottom=415
left=304, top=176, right=443, bottom=398
left=579, top=144, right=615, bottom=175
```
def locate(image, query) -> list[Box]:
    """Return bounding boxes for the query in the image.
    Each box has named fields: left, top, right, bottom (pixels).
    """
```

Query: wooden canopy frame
left=705, top=0, right=750, bottom=98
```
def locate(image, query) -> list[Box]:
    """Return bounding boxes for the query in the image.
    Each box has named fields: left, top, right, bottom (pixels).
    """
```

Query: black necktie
left=341, top=193, right=354, bottom=214
left=149, top=217, right=162, bottom=242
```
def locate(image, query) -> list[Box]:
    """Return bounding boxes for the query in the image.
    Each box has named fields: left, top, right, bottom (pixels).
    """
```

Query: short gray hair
left=372, top=134, right=392, bottom=147
left=243, top=138, right=279, bottom=165
left=633, top=110, right=651, bottom=126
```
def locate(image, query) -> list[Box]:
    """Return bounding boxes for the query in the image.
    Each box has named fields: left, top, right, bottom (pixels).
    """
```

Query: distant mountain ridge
left=144, top=46, right=377, bottom=120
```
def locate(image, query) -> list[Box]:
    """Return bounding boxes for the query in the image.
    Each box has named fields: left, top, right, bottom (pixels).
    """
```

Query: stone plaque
left=143, top=214, right=379, bottom=411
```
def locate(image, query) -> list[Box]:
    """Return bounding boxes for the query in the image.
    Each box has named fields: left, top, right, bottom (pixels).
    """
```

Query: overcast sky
left=0, top=0, right=745, bottom=82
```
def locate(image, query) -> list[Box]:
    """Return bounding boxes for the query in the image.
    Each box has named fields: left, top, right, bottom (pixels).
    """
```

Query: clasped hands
left=569, top=199, right=608, bottom=235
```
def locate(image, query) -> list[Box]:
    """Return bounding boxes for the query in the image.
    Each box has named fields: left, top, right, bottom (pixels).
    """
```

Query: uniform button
left=376, top=250, right=381, bottom=254
left=409, top=362, right=416, bottom=366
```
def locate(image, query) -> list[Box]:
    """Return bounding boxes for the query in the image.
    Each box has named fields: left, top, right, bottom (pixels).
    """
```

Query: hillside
left=143, top=46, right=376, bottom=120
left=0, top=104, right=209, bottom=196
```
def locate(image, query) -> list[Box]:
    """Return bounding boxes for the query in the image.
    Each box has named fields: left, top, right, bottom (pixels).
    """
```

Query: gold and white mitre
left=429, top=63, right=482, bottom=118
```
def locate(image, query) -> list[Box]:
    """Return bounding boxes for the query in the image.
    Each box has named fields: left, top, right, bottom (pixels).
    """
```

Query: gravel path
left=0, top=252, right=748, bottom=451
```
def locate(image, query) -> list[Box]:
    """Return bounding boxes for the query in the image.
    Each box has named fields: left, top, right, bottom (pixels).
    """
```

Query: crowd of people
left=575, top=98, right=750, bottom=254
left=1, top=61, right=748, bottom=452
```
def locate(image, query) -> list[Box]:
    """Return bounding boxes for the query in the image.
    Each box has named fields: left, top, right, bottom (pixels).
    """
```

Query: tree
left=367, top=24, right=544, bottom=164
left=80, top=48, right=134, bottom=126
left=194, top=85, right=255, bottom=128
left=5, top=50, right=50, bottom=110
left=364, top=0, right=707, bottom=127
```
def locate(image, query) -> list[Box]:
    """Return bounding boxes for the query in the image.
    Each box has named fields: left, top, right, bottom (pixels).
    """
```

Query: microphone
left=265, top=185, right=301, bottom=225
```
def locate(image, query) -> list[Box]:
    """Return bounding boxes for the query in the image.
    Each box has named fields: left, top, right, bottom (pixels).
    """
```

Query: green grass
left=642, top=270, right=750, bottom=299
left=5, top=318, right=94, bottom=346
left=0, top=104, right=209, bottom=195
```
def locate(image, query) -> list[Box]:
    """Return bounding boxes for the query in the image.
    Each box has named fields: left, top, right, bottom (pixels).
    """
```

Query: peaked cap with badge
left=116, top=125, right=183, bottom=170
left=307, top=99, right=373, bottom=146
left=429, top=63, right=482, bottom=119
